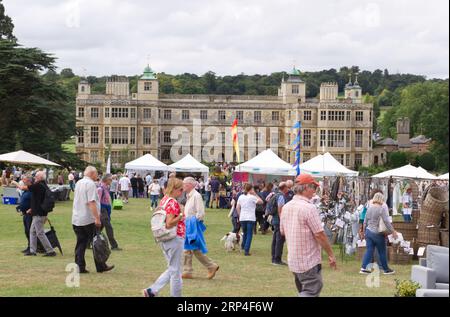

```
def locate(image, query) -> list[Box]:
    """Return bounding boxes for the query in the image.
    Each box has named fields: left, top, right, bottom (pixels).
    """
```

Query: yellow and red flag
left=231, top=119, right=240, bottom=163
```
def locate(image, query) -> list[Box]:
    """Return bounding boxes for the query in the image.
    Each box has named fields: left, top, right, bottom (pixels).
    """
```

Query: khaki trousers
left=183, top=250, right=217, bottom=274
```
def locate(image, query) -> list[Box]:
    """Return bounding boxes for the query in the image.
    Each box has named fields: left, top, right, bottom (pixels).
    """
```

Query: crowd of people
left=7, top=161, right=445, bottom=298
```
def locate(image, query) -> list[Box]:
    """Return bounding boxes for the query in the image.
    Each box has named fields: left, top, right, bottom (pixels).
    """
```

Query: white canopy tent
left=0, top=150, right=60, bottom=166
left=169, top=154, right=209, bottom=179
left=235, top=149, right=296, bottom=176
left=438, top=173, right=449, bottom=180
left=299, top=152, right=359, bottom=177
left=372, top=164, right=437, bottom=179
left=125, top=154, right=172, bottom=175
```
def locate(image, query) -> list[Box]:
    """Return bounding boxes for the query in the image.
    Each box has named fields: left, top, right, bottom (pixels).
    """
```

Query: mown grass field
left=0, top=190, right=412, bottom=297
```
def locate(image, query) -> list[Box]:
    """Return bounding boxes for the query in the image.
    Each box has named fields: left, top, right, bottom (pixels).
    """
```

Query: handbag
left=377, top=211, right=388, bottom=234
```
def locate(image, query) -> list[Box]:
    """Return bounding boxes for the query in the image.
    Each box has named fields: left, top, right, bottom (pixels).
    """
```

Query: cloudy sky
left=3, top=0, right=449, bottom=78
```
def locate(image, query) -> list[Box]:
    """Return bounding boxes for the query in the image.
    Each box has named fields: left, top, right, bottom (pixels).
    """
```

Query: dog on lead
left=220, top=232, right=242, bottom=252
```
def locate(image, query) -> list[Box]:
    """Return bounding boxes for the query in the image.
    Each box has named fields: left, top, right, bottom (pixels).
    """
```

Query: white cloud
left=3, top=0, right=449, bottom=78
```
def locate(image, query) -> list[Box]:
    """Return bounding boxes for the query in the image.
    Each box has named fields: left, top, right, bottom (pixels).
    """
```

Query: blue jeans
left=150, top=195, right=159, bottom=208
left=204, top=191, right=211, bottom=208
left=362, top=229, right=390, bottom=272
left=403, top=214, right=412, bottom=222
left=240, top=221, right=255, bottom=254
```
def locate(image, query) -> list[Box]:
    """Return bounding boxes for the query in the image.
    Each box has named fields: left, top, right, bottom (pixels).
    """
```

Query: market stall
left=233, top=149, right=296, bottom=185
left=169, top=154, right=209, bottom=179
left=299, top=152, right=359, bottom=177
left=0, top=150, right=60, bottom=167
left=124, top=154, right=172, bottom=176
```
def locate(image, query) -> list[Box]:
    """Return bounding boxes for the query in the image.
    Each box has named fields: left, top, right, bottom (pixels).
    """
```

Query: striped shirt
left=280, top=195, right=324, bottom=273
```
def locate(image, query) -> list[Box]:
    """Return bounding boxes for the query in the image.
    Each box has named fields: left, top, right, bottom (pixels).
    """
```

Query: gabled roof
left=410, top=135, right=431, bottom=144
left=376, top=137, right=398, bottom=146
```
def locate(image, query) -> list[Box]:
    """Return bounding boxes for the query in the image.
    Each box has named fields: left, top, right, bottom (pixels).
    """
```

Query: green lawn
left=0, top=192, right=413, bottom=297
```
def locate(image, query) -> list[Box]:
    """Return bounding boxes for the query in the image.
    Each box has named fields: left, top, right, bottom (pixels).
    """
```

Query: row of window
left=318, top=129, right=365, bottom=148
left=79, top=107, right=372, bottom=124
left=78, top=107, right=282, bottom=122
left=319, top=110, right=369, bottom=122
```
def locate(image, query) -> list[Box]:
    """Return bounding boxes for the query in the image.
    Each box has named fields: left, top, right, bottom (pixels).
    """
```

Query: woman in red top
left=144, top=178, right=185, bottom=297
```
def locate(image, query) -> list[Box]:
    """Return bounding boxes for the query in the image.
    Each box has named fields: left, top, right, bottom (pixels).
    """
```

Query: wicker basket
left=420, top=187, right=449, bottom=226
left=443, top=212, right=449, bottom=230
left=412, top=209, right=420, bottom=223
left=440, top=230, right=449, bottom=247
left=417, top=224, right=441, bottom=244
left=388, top=245, right=412, bottom=265
left=393, top=221, right=418, bottom=242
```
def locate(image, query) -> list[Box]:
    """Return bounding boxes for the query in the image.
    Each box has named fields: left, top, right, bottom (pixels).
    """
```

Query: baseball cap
left=295, top=174, right=320, bottom=187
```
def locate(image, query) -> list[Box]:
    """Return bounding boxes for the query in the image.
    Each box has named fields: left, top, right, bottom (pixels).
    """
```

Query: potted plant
left=394, top=279, right=421, bottom=297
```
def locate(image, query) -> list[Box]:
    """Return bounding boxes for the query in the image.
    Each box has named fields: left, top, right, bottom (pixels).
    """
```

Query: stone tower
left=320, top=82, right=338, bottom=101
left=137, top=65, right=159, bottom=101
left=77, top=79, right=91, bottom=99
left=397, top=117, right=411, bottom=148
left=278, top=66, right=306, bottom=104
left=344, top=74, right=362, bottom=103
left=106, top=76, right=129, bottom=96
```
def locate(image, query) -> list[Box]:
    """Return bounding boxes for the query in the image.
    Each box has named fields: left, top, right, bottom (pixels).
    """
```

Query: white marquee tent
left=372, top=164, right=437, bottom=179
left=235, top=149, right=296, bottom=176
left=125, top=154, right=171, bottom=174
left=299, top=152, right=359, bottom=177
left=0, top=150, right=60, bottom=166
left=169, top=154, right=209, bottom=178
left=438, top=173, right=449, bottom=180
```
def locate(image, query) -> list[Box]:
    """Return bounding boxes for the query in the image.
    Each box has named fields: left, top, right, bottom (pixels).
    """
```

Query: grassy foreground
left=0, top=193, right=412, bottom=297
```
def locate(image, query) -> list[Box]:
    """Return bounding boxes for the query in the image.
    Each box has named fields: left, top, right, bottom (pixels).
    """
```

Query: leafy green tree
left=60, top=68, right=75, bottom=78
left=0, top=0, right=15, bottom=41
left=388, top=152, right=408, bottom=168
left=415, top=152, right=436, bottom=171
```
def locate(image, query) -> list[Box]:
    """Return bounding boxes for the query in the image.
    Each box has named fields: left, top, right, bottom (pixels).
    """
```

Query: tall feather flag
left=231, top=119, right=240, bottom=163
left=291, top=121, right=302, bottom=176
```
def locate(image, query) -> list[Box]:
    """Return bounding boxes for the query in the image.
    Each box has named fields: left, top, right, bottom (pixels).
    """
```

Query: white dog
left=220, top=232, right=242, bottom=252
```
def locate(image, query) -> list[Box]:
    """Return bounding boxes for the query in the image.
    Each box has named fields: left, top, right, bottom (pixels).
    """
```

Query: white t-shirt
left=119, top=177, right=131, bottom=191
left=148, top=183, right=161, bottom=195
left=237, top=194, right=258, bottom=222
left=402, top=193, right=413, bottom=215
left=72, top=177, right=100, bottom=226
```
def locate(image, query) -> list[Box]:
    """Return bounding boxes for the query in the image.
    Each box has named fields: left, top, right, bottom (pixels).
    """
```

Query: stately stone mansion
left=75, top=65, right=373, bottom=169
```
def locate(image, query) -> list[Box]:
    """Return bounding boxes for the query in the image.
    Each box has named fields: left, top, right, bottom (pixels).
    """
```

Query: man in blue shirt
left=17, top=175, right=33, bottom=253
left=272, top=182, right=289, bottom=265
left=209, top=177, right=220, bottom=209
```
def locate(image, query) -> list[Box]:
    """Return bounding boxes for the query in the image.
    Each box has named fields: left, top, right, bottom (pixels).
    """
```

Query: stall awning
left=0, top=150, right=60, bottom=166
left=235, top=149, right=296, bottom=176
left=299, top=152, right=358, bottom=177
left=372, top=164, right=437, bottom=179
left=169, top=154, right=209, bottom=174
left=125, top=154, right=171, bottom=172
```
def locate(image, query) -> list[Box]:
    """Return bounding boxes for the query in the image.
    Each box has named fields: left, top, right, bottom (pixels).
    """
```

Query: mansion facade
left=75, top=66, right=373, bottom=169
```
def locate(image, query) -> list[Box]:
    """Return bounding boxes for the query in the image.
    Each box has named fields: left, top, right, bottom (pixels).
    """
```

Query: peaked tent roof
left=0, top=150, right=60, bottom=166
left=438, top=173, right=449, bottom=180
left=169, top=154, right=209, bottom=173
left=125, top=154, right=170, bottom=171
left=299, top=152, right=358, bottom=177
left=235, top=149, right=296, bottom=176
left=372, top=164, right=437, bottom=179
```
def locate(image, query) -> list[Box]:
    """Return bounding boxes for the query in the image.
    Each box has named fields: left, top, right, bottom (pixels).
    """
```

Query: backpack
left=255, top=193, right=266, bottom=213
left=40, top=183, right=55, bottom=213
left=151, top=198, right=178, bottom=243
left=265, top=193, right=281, bottom=216
left=93, top=231, right=111, bottom=263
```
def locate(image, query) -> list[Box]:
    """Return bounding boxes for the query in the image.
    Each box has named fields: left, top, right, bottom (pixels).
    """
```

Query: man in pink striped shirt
left=280, top=174, right=337, bottom=297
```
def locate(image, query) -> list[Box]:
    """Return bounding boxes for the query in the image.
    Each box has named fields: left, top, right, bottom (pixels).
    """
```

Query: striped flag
left=231, top=119, right=240, bottom=163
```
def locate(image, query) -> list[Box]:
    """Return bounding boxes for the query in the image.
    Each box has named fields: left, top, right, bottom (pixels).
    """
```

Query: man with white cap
left=181, top=177, right=219, bottom=280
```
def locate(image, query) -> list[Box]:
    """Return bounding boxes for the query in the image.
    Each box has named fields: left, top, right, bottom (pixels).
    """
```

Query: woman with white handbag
left=360, top=193, right=398, bottom=275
